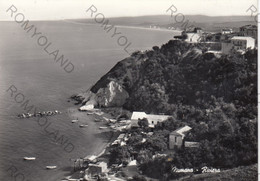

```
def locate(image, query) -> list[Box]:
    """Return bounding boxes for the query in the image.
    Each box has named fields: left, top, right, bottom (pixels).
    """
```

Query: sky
left=0, top=0, right=258, bottom=20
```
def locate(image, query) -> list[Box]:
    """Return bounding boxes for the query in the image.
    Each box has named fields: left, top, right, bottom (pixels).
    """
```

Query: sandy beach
left=64, top=106, right=118, bottom=179
left=67, top=107, right=114, bottom=156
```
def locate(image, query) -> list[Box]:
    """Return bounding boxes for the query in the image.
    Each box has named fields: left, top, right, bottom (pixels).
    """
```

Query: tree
left=138, top=118, right=149, bottom=128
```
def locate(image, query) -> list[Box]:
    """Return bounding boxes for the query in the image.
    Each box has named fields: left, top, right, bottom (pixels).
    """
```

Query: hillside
left=72, top=15, right=256, bottom=31
left=75, top=40, right=257, bottom=116
left=73, top=40, right=257, bottom=180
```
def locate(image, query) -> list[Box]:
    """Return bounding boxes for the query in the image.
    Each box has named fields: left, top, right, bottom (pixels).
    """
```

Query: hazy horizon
left=0, top=14, right=256, bottom=22
left=0, top=0, right=257, bottom=21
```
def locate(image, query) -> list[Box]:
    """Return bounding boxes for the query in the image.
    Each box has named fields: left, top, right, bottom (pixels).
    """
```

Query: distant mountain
left=71, top=15, right=257, bottom=32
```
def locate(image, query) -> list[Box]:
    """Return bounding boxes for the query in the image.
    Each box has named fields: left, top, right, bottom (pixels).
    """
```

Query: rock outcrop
left=77, top=80, right=129, bottom=109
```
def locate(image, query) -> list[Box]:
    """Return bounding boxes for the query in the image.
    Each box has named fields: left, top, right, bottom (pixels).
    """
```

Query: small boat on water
left=79, top=124, right=88, bottom=128
left=99, top=126, right=108, bottom=129
left=24, top=157, right=36, bottom=160
left=94, top=119, right=102, bottom=122
left=71, top=120, right=78, bottom=123
left=46, top=166, right=57, bottom=169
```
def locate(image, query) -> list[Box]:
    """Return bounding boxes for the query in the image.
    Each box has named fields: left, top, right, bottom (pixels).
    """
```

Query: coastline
left=63, top=19, right=182, bottom=33
left=65, top=107, right=118, bottom=179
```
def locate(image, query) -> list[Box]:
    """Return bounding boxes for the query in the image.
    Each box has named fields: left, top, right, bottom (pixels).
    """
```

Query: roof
left=131, top=112, right=147, bottom=120
left=146, top=114, right=170, bottom=122
left=170, top=125, right=192, bottom=137
left=240, top=25, right=257, bottom=29
left=170, top=131, right=182, bottom=136
left=118, top=134, right=125, bottom=139
left=131, top=112, right=170, bottom=122
left=185, top=141, right=200, bottom=148
left=231, top=36, right=255, bottom=41
left=84, top=155, right=97, bottom=161
left=222, top=28, right=232, bottom=31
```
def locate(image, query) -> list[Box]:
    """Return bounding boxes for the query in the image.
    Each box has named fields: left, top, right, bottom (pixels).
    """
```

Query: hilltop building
left=239, top=25, right=257, bottom=40
left=221, top=28, right=233, bottom=34
left=174, top=27, right=203, bottom=43
left=221, top=36, right=255, bottom=54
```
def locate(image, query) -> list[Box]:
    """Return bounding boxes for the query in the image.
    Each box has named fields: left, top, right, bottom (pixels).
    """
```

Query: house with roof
left=169, top=125, right=192, bottom=149
left=221, top=36, right=255, bottom=54
left=131, top=111, right=171, bottom=128
left=221, top=28, right=233, bottom=34
left=174, top=27, right=203, bottom=43
left=239, top=25, right=257, bottom=40
left=86, top=161, right=108, bottom=176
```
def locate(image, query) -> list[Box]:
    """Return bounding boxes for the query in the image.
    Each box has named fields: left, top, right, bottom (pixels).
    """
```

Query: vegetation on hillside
left=82, top=40, right=257, bottom=180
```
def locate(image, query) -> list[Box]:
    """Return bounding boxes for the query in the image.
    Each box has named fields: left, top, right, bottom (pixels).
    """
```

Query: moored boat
left=71, top=119, right=78, bottom=123
left=79, top=124, right=88, bottom=128
left=46, top=166, right=57, bottom=169
left=23, top=157, right=36, bottom=160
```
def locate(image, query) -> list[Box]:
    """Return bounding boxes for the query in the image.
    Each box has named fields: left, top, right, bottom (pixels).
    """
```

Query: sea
left=0, top=20, right=179, bottom=181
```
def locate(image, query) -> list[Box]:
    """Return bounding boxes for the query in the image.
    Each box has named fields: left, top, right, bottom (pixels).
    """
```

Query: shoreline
left=63, top=19, right=182, bottom=33
left=65, top=107, right=118, bottom=179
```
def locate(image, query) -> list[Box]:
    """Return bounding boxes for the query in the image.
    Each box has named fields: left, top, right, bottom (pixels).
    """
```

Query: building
left=131, top=111, right=171, bottom=128
left=185, top=33, right=201, bottom=43
left=174, top=27, right=203, bottom=43
left=87, top=162, right=108, bottom=176
left=184, top=141, right=200, bottom=148
left=111, top=133, right=126, bottom=146
left=84, top=155, right=98, bottom=163
left=239, top=25, right=257, bottom=40
left=231, top=36, right=255, bottom=50
left=221, top=28, right=233, bottom=34
left=169, top=125, right=192, bottom=149
left=221, top=36, right=255, bottom=54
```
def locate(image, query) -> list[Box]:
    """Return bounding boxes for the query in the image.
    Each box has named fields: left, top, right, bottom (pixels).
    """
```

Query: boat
left=99, top=126, right=108, bottom=129
left=18, top=110, right=62, bottom=119
left=71, top=120, right=78, bottom=123
left=79, top=124, right=88, bottom=128
left=94, top=119, right=101, bottom=122
left=46, top=166, right=57, bottom=169
left=23, top=157, right=36, bottom=160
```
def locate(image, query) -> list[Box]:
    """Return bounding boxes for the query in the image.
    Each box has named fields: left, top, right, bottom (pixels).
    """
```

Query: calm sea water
left=0, top=20, right=178, bottom=180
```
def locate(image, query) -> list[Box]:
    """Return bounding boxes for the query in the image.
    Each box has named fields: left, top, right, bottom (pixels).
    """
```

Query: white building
left=231, top=36, right=255, bottom=50
left=221, top=36, right=255, bottom=54
left=87, top=162, right=108, bottom=176
left=185, top=33, right=201, bottom=43
left=131, top=111, right=171, bottom=128
left=169, top=125, right=192, bottom=149
left=221, top=28, right=233, bottom=34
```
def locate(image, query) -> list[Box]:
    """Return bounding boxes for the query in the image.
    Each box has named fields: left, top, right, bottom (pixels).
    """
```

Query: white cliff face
left=79, top=81, right=129, bottom=109
left=95, top=81, right=129, bottom=107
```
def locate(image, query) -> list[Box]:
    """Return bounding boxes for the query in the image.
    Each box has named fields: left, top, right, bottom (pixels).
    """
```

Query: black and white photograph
left=0, top=0, right=258, bottom=180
